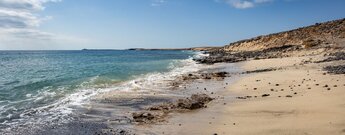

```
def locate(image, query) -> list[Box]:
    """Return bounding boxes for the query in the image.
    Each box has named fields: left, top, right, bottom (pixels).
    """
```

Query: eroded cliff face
left=222, top=18, right=345, bottom=52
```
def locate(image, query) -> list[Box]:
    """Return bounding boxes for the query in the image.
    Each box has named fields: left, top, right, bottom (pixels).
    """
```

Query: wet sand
left=134, top=56, right=345, bottom=135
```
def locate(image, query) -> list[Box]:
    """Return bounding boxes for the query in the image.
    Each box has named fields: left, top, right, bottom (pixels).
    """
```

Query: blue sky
left=0, top=0, right=344, bottom=50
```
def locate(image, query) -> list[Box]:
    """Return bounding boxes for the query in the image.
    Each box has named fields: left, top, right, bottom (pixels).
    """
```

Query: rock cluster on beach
left=132, top=94, right=213, bottom=123
left=324, top=65, right=345, bottom=74
left=316, top=52, right=345, bottom=63
left=182, top=72, right=229, bottom=80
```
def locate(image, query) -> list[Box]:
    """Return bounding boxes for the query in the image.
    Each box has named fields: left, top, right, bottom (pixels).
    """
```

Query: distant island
left=81, top=47, right=221, bottom=51
left=127, top=47, right=221, bottom=51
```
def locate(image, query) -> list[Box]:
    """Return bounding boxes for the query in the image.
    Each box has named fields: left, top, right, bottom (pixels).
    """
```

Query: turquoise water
left=0, top=50, right=196, bottom=128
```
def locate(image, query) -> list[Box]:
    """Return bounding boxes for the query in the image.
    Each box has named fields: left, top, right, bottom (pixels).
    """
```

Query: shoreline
left=131, top=54, right=345, bottom=135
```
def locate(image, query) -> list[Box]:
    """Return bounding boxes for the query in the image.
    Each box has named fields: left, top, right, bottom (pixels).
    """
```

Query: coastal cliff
left=222, top=18, right=345, bottom=52
left=196, top=18, right=345, bottom=64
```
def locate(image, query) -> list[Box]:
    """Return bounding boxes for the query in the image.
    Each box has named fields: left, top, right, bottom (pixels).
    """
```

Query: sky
left=0, top=0, right=344, bottom=50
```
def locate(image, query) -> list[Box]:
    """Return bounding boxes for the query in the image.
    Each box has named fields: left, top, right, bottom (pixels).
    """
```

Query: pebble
left=262, top=94, right=270, bottom=97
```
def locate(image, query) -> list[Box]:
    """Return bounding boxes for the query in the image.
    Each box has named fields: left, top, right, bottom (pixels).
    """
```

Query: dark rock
left=324, top=65, right=345, bottom=74
left=262, top=94, right=270, bottom=97
left=315, top=52, right=345, bottom=63
left=176, top=94, right=213, bottom=110
left=132, top=112, right=155, bottom=123
left=286, top=95, right=293, bottom=98
left=236, top=97, right=247, bottom=99
left=244, top=68, right=277, bottom=74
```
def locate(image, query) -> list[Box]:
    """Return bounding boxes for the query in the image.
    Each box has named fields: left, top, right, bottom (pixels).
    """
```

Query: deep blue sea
left=0, top=50, right=199, bottom=130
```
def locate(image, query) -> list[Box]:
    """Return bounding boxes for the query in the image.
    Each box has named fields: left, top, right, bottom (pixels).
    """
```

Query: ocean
left=0, top=50, right=201, bottom=133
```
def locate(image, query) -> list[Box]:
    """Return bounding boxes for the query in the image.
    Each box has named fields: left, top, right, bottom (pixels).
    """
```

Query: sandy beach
left=89, top=18, right=345, bottom=135
left=132, top=55, right=345, bottom=135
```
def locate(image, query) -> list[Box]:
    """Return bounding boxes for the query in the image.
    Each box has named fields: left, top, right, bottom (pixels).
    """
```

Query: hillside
left=222, top=18, right=345, bottom=52
left=195, top=18, right=345, bottom=64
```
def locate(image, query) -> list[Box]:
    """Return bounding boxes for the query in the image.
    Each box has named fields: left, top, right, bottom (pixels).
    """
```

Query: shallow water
left=0, top=50, right=197, bottom=133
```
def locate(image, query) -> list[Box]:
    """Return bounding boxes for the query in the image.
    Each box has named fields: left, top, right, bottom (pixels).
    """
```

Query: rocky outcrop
left=222, top=18, right=345, bottom=52
left=132, top=94, right=213, bottom=123
left=315, top=52, right=345, bottom=63
left=324, top=65, right=345, bottom=74
left=195, top=45, right=301, bottom=64
left=195, top=18, right=345, bottom=64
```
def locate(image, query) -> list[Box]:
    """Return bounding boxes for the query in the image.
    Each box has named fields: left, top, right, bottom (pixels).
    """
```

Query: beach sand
left=135, top=56, right=345, bottom=135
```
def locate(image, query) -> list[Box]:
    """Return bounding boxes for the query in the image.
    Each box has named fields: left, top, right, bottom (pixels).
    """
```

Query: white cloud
left=0, top=0, right=61, bottom=11
left=219, top=0, right=273, bottom=9
left=0, top=28, right=91, bottom=50
left=230, top=0, right=254, bottom=9
left=0, top=9, right=42, bottom=28
left=151, top=0, right=166, bottom=7
left=0, top=0, right=59, bottom=39
left=0, top=0, right=88, bottom=49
